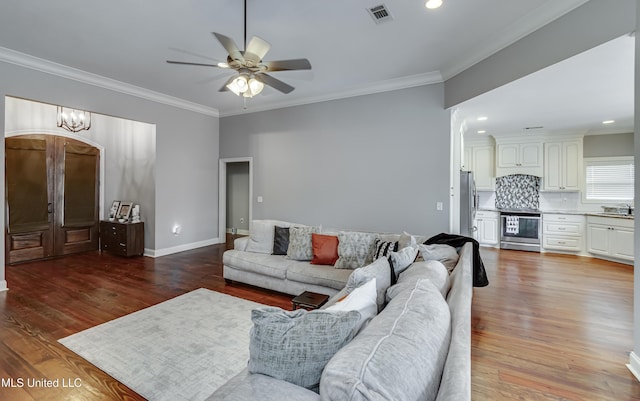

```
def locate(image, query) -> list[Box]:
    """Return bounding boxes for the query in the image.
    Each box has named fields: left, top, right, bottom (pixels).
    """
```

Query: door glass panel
left=6, top=138, right=49, bottom=233
left=63, top=142, right=98, bottom=226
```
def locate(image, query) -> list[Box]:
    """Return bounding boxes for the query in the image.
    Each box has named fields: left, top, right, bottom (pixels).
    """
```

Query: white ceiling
left=458, top=33, right=635, bottom=139
left=1, top=0, right=626, bottom=136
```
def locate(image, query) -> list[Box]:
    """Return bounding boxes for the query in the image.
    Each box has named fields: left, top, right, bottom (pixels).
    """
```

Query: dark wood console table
left=100, top=220, right=144, bottom=257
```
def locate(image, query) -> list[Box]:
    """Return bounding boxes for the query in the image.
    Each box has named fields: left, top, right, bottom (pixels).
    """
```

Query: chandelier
left=56, top=106, right=91, bottom=132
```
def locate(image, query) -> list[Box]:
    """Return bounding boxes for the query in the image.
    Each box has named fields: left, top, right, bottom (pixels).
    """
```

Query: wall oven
left=499, top=210, right=542, bottom=252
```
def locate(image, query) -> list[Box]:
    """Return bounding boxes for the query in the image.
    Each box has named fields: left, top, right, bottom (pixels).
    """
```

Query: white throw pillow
left=326, top=278, right=377, bottom=333
left=245, top=220, right=296, bottom=254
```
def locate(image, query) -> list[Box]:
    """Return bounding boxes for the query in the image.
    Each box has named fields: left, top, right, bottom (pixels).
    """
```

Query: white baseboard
left=0, top=280, right=7, bottom=292
left=226, top=228, right=249, bottom=235
left=627, top=352, right=640, bottom=382
left=146, top=237, right=225, bottom=258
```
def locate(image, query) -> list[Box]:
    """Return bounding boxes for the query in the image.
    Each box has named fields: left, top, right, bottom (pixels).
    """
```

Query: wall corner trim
left=627, top=352, right=640, bottom=382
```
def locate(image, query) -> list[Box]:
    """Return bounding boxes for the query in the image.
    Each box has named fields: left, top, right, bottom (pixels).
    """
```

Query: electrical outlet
left=240, top=217, right=244, bottom=224
left=436, top=202, right=443, bottom=211
left=257, top=196, right=263, bottom=203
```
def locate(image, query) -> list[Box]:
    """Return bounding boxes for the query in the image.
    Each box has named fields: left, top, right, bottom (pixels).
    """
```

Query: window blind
left=585, top=160, right=634, bottom=201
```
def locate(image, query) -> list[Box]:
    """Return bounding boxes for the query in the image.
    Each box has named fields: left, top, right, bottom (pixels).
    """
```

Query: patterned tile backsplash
left=495, top=174, right=541, bottom=210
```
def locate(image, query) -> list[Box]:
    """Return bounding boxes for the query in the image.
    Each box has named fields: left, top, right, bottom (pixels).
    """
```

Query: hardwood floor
left=0, top=241, right=639, bottom=400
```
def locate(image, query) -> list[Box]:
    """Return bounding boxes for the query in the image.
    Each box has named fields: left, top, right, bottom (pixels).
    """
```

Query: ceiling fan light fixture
left=425, top=0, right=443, bottom=9
left=226, top=75, right=249, bottom=95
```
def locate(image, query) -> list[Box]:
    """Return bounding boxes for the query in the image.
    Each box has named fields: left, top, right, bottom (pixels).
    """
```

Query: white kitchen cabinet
left=586, top=215, right=634, bottom=263
left=495, top=140, right=543, bottom=176
left=474, top=211, right=499, bottom=247
left=471, top=146, right=495, bottom=190
left=542, top=213, right=584, bottom=253
left=543, top=140, right=582, bottom=191
left=463, top=140, right=495, bottom=190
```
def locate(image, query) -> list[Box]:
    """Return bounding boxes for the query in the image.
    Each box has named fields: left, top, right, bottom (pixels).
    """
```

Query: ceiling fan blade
left=166, top=60, right=221, bottom=68
left=213, top=32, right=244, bottom=62
left=263, top=58, right=312, bottom=72
left=168, top=47, right=220, bottom=63
left=245, top=36, right=271, bottom=60
left=257, top=73, right=295, bottom=94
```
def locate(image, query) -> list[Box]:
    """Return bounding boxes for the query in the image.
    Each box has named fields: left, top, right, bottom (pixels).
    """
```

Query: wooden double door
left=5, top=134, right=100, bottom=264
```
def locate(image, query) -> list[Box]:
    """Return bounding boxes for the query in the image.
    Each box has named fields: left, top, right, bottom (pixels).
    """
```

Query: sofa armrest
left=234, top=236, right=250, bottom=251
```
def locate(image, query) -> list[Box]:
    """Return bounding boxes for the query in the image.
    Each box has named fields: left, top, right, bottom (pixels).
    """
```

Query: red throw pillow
left=311, top=233, right=339, bottom=265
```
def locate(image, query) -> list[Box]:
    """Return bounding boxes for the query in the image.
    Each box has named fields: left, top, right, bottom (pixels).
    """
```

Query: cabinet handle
left=558, top=217, right=566, bottom=220
left=557, top=227, right=565, bottom=230
left=558, top=241, right=566, bottom=245
left=119, top=243, right=126, bottom=246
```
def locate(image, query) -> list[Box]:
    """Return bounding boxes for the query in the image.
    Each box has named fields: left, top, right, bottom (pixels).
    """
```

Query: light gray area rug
left=59, top=288, right=264, bottom=401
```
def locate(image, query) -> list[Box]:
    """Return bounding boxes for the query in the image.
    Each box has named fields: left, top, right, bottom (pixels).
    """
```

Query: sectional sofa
left=210, top=220, right=472, bottom=401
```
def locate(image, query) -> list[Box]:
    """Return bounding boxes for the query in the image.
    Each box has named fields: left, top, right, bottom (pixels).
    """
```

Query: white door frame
left=218, top=157, right=253, bottom=242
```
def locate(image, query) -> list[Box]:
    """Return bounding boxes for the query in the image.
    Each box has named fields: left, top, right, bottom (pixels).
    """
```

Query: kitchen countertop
left=477, top=208, right=634, bottom=219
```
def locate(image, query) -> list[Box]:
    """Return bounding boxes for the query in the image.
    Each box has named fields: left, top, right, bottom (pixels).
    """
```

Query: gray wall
left=0, top=59, right=220, bottom=262
left=445, top=0, right=636, bottom=108
left=226, top=161, right=250, bottom=232
left=584, top=133, right=634, bottom=157
left=220, top=84, right=450, bottom=235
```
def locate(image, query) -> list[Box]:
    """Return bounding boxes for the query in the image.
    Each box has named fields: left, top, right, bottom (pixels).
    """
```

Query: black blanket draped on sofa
left=425, top=233, right=489, bottom=287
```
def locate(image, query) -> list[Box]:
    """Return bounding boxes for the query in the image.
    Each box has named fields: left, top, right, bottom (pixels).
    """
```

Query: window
left=584, top=157, right=634, bottom=202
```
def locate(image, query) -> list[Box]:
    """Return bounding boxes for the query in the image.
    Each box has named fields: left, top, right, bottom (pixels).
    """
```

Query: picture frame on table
left=116, top=201, right=133, bottom=221
left=109, top=200, right=121, bottom=220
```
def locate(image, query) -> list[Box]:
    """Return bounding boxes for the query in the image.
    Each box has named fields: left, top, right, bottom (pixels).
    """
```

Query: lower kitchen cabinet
left=586, top=216, right=634, bottom=263
left=100, top=220, right=145, bottom=257
left=474, top=211, right=499, bottom=247
left=542, top=214, right=584, bottom=253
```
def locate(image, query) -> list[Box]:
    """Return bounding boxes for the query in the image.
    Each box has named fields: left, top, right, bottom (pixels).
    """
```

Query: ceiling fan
left=166, top=0, right=311, bottom=98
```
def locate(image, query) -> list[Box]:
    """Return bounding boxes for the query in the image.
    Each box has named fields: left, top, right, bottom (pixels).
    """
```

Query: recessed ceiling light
left=425, top=0, right=442, bottom=9
left=477, top=130, right=486, bottom=134
left=602, top=120, right=615, bottom=124
left=477, top=116, right=488, bottom=121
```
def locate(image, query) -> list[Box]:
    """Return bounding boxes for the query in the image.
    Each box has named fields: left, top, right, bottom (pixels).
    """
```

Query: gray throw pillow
left=334, top=231, right=377, bottom=269
left=286, top=226, right=320, bottom=260
left=418, top=244, right=459, bottom=272
left=248, top=307, right=361, bottom=390
left=346, top=257, right=392, bottom=312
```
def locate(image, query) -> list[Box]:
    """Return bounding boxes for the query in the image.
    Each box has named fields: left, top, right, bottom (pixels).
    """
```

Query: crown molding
left=220, top=70, right=443, bottom=117
left=0, top=46, right=219, bottom=117
left=440, top=0, right=591, bottom=80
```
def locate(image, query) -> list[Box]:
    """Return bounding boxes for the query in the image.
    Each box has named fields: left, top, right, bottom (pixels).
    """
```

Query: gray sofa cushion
left=208, top=368, right=320, bottom=401
left=223, top=250, right=289, bottom=280
left=248, top=307, right=361, bottom=391
left=286, top=261, right=352, bottom=291
left=320, top=279, right=451, bottom=401
left=386, top=260, right=451, bottom=301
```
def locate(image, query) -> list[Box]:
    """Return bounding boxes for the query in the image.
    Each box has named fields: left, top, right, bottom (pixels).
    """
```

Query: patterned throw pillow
left=334, top=232, right=377, bottom=269
left=248, top=307, right=361, bottom=390
left=286, top=226, right=320, bottom=260
left=373, top=239, right=398, bottom=260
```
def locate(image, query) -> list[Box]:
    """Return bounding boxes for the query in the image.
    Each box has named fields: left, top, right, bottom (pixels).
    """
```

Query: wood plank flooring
left=0, top=240, right=639, bottom=400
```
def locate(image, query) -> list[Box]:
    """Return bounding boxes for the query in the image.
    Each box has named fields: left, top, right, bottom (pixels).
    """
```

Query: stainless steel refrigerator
left=459, top=171, right=476, bottom=237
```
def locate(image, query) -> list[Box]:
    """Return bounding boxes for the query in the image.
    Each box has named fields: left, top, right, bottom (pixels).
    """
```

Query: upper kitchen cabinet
left=495, top=137, right=543, bottom=177
left=463, top=137, right=495, bottom=191
left=543, top=137, right=583, bottom=191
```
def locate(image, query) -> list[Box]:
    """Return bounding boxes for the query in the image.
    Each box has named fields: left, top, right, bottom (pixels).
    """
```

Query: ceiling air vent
left=367, top=4, right=393, bottom=24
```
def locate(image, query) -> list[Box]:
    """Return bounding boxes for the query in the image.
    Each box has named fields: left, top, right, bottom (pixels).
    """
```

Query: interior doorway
left=6, top=134, right=101, bottom=263
left=218, top=157, right=252, bottom=244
